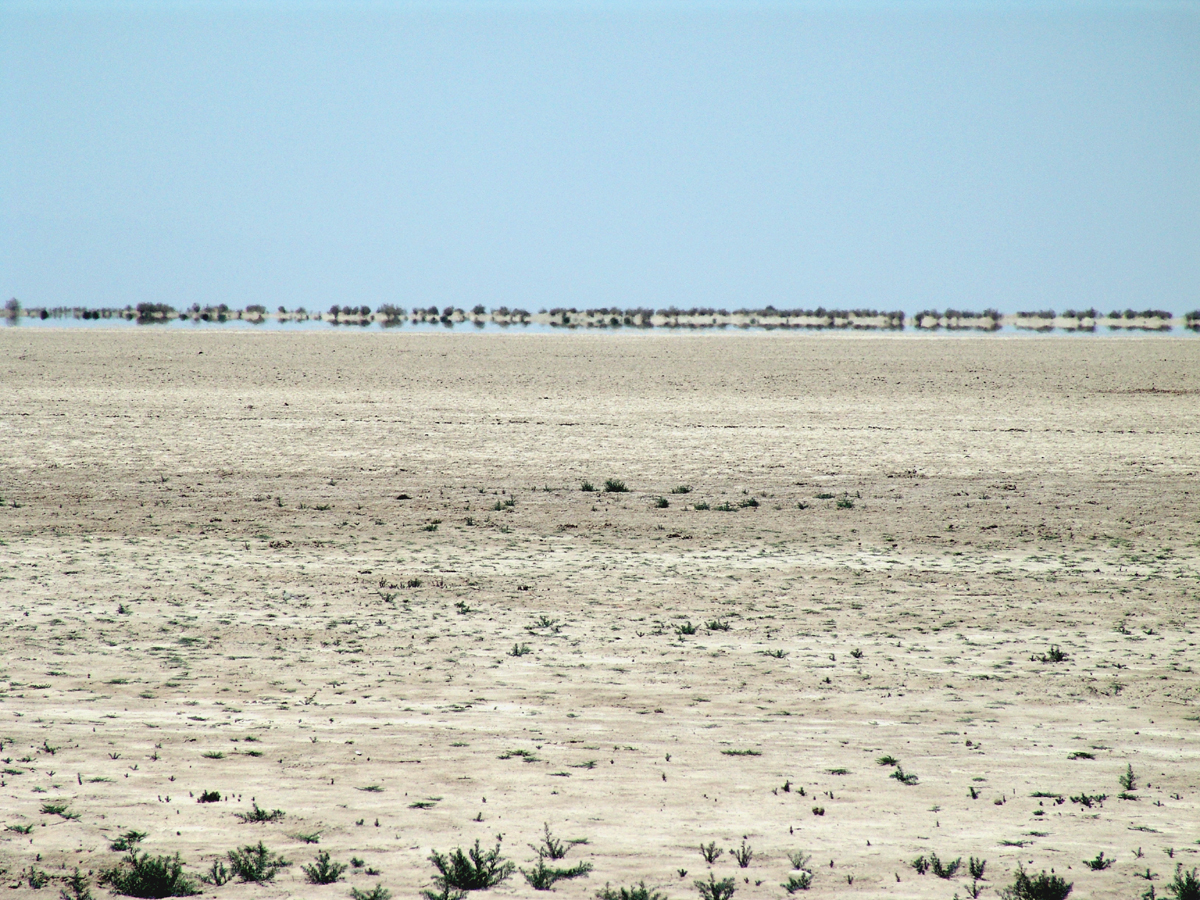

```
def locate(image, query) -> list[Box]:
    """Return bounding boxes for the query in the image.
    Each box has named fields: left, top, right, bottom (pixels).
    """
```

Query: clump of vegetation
left=352, top=886, right=393, bottom=900
left=695, top=872, right=736, bottom=900
left=522, top=858, right=593, bottom=890
left=699, top=842, right=722, bottom=864
left=199, top=860, right=230, bottom=886
left=1070, top=793, right=1106, bottom=808
left=1084, top=852, right=1113, bottom=871
left=110, top=830, right=148, bottom=852
left=676, top=621, right=698, bottom=636
left=835, top=494, right=854, bottom=509
left=731, top=839, right=753, bottom=868
left=234, top=801, right=285, bottom=823
left=930, top=853, right=961, bottom=879
left=671, top=485, right=692, bottom=494
left=877, top=755, right=898, bottom=766
left=426, top=839, right=514, bottom=894
left=581, top=481, right=595, bottom=492
left=60, top=869, right=94, bottom=900
left=597, top=882, right=666, bottom=900
left=604, top=479, right=629, bottom=493
left=1119, top=763, right=1138, bottom=791
left=303, top=850, right=348, bottom=884
left=197, top=790, right=220, bottom=803
left=782, top=873, right=813, bottom=893
left=999, top=865, right=1072, bottom=900
left=970, top=858, right=987, bottom=880
left=653, top=497, right=670, bottom=508
left=1033, top=646, right=1068, bottom=663
left=99, top=851, right=200, bottom=897
left=227, top=842, right=289, bottom=883
left=1166, top=865, right=1200, bottom=900
left=890, top=765, right=919, bottom=785
left=707, top=620, right=730, bottom=632
left=693, top=501, right=710, bottom=510
left=510, top=643, right=532, bottom=657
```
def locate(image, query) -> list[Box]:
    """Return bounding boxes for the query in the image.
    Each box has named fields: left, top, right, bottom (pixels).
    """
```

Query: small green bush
left=670, top=485, right=692, bottom=494
left=304, top=851, right=348, bottom=884
left=603, top=479, right=628, bottom=493
left=597, top=882, right=666, bottom=900
left=653, top=497, right=669, bottom=508
left=59, top=868, right=94, bottom=900
left=695, top=873, right=735, bottom=900
left=234, top=801, right=285, bottom=823
left=782, top=873, right=813, bottom=893
left=227, top=842, right=289, bottom=883
left=999, top=865, right=1072, bottom=900
left=99, top=851, right=201, bottom=898
left=581, top=481, right=595, bottom=492
left=427, top=839, right=514, bottom=892
left=1167, top=865, right=1200, bottom=900
left=110, top=830, right=148, bottom=852
left=352, top=886, right=393, bottom=900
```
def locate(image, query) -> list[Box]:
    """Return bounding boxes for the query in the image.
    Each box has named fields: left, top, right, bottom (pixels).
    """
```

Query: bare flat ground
left=1, top=330, right=1198, bottom=899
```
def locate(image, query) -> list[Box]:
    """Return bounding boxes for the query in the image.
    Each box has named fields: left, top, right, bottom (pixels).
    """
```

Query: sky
left=2, top=0, right=1197, bottom=315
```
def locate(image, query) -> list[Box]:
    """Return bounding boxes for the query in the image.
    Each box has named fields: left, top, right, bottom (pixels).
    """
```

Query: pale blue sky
left=3, top=1, right=1197, bottom=314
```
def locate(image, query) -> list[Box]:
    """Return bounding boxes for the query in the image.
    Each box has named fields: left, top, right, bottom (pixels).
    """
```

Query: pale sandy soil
left=0, top=330, right=1198, bottom=900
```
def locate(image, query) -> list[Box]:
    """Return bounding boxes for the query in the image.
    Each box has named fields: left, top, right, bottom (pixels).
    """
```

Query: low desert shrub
left=699, top=842, right=722, bottom=864
left=427, top=839, right=514, bottom=892
left=597, top=882, right=666, bottom=900
left=227, top=842, right=289, bottom=883
left=782, top=873, right=813, bottom=893
left=522, top=859, right=593, bottom=890
left=197, top=790, right=220, bottom=803
left=1167, top=865, right=1200, bottom=900
left=999, top=865, right=1072, bottom=900
left=731, top=840, right=753, bottom=868
left=303, top=851, right=347, bottom=884
left=1084, top=852, right=1113, bottom=871
left=352, top=886, right=393, bottom=900
left=100, top=851, right=200, bottom=897
left=695, top=873, right=736, bottom=900
left=234, top=801, right=285, bottom=823
left=603, top=479, right=628, bottom=493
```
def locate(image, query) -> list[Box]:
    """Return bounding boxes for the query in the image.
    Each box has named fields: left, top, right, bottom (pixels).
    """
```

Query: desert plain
left=0, top=329, right=1197, bottom=899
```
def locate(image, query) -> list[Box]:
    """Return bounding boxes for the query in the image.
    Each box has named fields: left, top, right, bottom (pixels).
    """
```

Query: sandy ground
left=0, top=329, right=1197, bottom=899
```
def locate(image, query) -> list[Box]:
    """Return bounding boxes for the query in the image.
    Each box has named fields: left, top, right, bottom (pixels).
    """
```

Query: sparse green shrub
left=597, top=883, right=666, bottom=900
left=522, top=859, right=593, bottom=890
left=581, top=481, right=595, bottom=492
left=877, top=755, right=898, bottom=766
left=59, top=868, right=94, bottom=900
left=427, top=839, right=514, bottom=892
left=912, top=856, right=930, bottom=875
left=699, top=842, right=722, bottom=864
left=787, top=851, right=811, bottom=871
left=1119, top=764, right=1138, bottom=791
left=731, top=840, right=753, bottom=868
left=99, top=851, right=200, bottom=897
left=110, top=830, right=148, bottom=852
left=1070, top=793, right=1106, bottom=808
left=199, top=860, right=230, bottom=886
left=351, top=886, right=393, bottom=900
left=693, top=501, right=710, bottom=510
left=695, top=873, right=735, bottom=900
left=999, top=865, right=1072, bottom=900
left=706, top=620, right=730, bottom=632
left=835, top=494, right=854, bottom=509
left=603, top=479, right=628, bottom=493
left=738, top=497, right=758, bottom=509
left=1166, top=865, right=1200, bottom=900
left=197, top=790, right=220, bottom=803
left=531, top=823, right=568, bottom=860
left=234, top=801, right=285, bottom=823
left=930, top=853, right=961, bottom=878
left=782, top=873, right=813, bottom=893
left=303, top=851, right=348, bottom=884
left=510, top=643, right=532, bottom=657
left=1033, top=646, right=1068, bottom=663
left=227, top=842, right=289, bottom=883
left=653, top=497, right=669, bottom=508
left=815, top=492, right=834, bottom=500
left=970, top=857, right=987, bottom=880
left=676, top=621, right=698, bottom=636
left=1085, top=852, right=1113, bottom=871
left=670, top=486, right=692, bottom=495
left=890, top=766, right=918, bottom=785
left=6, top=823, right=34, bottom=834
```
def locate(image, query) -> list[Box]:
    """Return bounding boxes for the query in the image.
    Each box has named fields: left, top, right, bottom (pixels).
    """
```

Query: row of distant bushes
left=6, top=298, right=1198, bottom=329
